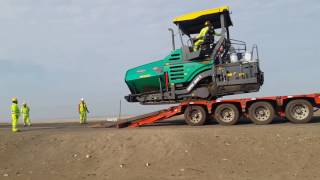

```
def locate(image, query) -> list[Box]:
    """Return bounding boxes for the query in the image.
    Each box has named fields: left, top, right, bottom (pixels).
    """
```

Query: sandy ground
left=0, top=111, right=320, bottom=180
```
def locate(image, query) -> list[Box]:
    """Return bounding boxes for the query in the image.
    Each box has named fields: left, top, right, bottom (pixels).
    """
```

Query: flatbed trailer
left=104, top=93, right=320, bottom=128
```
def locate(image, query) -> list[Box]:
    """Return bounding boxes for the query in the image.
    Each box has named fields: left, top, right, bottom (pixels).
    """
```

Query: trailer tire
left=184, top=105, right=207, bottom=126
left=285, top=99, right=313, bottom=124
left=248, top=102, right=275, bottom=125
left=214, top=103, right=239, bottom=125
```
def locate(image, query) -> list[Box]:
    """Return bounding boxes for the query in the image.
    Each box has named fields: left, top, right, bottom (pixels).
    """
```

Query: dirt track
left=0, top=112, right=320, bottom=180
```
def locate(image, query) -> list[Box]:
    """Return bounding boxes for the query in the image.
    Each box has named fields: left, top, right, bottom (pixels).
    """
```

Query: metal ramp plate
left=102, top=106, right=182, bottom=128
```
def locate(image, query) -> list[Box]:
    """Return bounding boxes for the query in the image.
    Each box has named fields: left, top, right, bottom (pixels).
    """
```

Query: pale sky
left=1, top=0, right=319, bottom=122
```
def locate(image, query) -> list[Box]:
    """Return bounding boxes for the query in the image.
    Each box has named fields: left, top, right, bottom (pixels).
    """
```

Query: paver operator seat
left=173, top=6, right=232, bottom=61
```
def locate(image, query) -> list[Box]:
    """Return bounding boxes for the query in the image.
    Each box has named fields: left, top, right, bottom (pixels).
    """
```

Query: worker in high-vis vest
left=21, top=102, right=31, bottom=127
left=78, top=98, right=90, bottom=124
left=11, top=97, right=20, bottom=132
left=193, top=20, right=220, bottom=51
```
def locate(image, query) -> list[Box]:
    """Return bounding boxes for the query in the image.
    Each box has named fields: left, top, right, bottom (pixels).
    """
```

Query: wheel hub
left=190, top=110, right=202, bottom=123
left=291, top=104, right=309, bottom=120
left=254, top=107, right=270, bottom=121
left=220, top=108, right=235, bottom=122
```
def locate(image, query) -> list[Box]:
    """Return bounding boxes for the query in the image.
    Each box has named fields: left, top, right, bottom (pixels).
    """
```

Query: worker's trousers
left=23, top=114, right=31, bottom=126
left=80, top=112, right=87, bottom=124
left=193, top=39, right=204, bottom=51
left=11, top=114, right=19, bottom=132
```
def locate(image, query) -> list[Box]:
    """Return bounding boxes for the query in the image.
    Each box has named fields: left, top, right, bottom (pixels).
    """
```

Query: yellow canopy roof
left=173, top=6, right=230, bottom=23
left=173, top=6, right=232, bottom=35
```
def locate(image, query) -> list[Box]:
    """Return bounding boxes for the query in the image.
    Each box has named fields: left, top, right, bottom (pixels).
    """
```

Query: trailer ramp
left=103, top=106, right=182, bottom=128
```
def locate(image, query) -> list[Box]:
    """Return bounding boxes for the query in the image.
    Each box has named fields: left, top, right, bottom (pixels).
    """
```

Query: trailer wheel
left=248, top=102, right=275, bottom=125
left=184, top=105, right=207, bottom=126
left=214, top=103, right=239, bottom=125
left=285, top=99, right=313, bottom=124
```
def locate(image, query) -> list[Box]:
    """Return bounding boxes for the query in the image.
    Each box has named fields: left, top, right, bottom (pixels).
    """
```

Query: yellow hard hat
left=205, top=20, right=211, bottom=26
left=12, top=97, right=18, bottom=102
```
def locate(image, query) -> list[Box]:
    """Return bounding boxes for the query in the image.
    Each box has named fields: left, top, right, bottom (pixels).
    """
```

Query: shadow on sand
left=0, top=122, right=92, bottom=132
left=146, top=115, right=320, bottom=127
left=1, top=116, right=320, bottom=131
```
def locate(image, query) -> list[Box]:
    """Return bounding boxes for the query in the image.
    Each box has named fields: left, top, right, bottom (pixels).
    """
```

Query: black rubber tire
left=248, top=102, right=275, bottom=125
left=214, top=103, right=239, bottom=125
left=184, top=105, right=207, bottom=126
left=285, top=99, right=313, bottom=124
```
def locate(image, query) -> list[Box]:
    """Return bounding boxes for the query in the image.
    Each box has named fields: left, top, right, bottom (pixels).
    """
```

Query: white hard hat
left=81, top=98, right=84, bottom=101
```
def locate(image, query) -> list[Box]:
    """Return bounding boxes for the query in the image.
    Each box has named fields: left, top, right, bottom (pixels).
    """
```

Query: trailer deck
left=103, top=93, right=320, bottom=128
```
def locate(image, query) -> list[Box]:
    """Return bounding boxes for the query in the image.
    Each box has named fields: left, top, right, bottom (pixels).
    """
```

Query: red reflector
left=165, top=72, right=169, bottom=90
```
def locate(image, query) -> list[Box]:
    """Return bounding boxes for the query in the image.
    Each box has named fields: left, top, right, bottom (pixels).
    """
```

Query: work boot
left=12, top=129, right=20, bottom=133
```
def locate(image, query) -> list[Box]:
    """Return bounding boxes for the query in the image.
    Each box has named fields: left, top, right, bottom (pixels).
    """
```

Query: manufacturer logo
left=187, top=75, right=202, bottom=92
left=137, top=69, right=146, bottom=73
